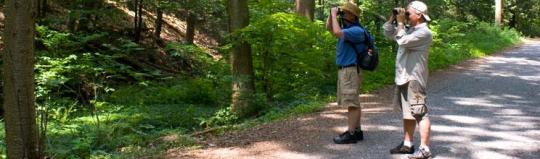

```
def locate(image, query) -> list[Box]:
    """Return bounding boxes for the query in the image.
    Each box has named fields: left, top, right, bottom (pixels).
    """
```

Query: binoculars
left=393, top=7, right=403, bottom=16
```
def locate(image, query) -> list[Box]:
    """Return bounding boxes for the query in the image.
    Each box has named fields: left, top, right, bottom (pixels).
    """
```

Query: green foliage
left=428, top=19, right=521, bottom=71
left=240, top=13, right=336, bottom=102
left=35, top=26, right=146, bottom=102
left=0, top=1, right=527, bottom=158
left=41, top=99, right=211, bottom=158
left=248, top=0, right=294, bottom=22
left=0, top=122, right=5, bottom=158
left=109, top=78, right=226, bottom=107
left=259, top=100, right=327, bottom=122
left=198, top=107, right=239, bottom=128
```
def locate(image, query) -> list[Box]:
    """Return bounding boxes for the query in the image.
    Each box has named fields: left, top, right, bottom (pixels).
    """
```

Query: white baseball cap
left=408, top=1, right=431, bottom=22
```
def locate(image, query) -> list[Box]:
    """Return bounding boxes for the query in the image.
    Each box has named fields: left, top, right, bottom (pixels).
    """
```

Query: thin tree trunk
left=154, top=7, right=163, bottom=39
left=3, top=0, right=40, bottom=158
left=186, top=0, right=196, bottom=44
left=317, top=0, right=324, bottom=21
left=295, top=0, right=315, bottom=21
left=228, top=0, right=256, bottom=117
left=134, top=0, right=140, bottom=42
left=495, top=0, right=503, bottom=26
left=36, top=0, right=47, bottom=19
left=134, top=0, right=143, bottom=42
left=138, top=0, right=144, bottom=33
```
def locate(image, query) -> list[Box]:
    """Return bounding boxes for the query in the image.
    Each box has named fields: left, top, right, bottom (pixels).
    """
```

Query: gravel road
left=171, top=39, right=540, bottom=159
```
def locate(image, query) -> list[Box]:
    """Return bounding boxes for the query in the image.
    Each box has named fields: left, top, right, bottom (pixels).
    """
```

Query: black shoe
left=390, top=141, right=415, bottom=154
left=333, top=130, right=363, bottom=144
left=353, top=128, right=364, bottom=141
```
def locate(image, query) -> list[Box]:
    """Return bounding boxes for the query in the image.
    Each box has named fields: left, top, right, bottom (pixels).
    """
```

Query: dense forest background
left=0, top=0, right=537, bottom=158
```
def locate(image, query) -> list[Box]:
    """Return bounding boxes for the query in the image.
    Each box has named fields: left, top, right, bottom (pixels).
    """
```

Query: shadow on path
left=170, top=40, right=540, bottom=159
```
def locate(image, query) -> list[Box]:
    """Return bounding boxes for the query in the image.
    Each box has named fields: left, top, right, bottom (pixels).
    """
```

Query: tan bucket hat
left=340, top=2, right=361, bottom=17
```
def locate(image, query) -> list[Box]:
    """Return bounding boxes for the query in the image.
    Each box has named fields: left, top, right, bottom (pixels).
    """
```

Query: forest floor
left=167, top=39, right=540, bottom=159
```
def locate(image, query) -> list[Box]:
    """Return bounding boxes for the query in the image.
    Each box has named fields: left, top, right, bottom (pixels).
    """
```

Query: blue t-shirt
left=336, top=24, right=367, bottom=66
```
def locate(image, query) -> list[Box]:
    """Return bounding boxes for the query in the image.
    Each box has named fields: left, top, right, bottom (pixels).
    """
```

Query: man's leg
left=348, top=106, right=362, bottom=131
left=390, top=84, right=416, bottom=154
left=418, top=117, right=431, bottom=148
left=333, top=67, right=362, bottom=144
left=403, top=119, right=416, bottom=143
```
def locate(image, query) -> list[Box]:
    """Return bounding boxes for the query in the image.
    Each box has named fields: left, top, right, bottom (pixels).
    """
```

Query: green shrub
left=239, top=13, right=337, bottom=102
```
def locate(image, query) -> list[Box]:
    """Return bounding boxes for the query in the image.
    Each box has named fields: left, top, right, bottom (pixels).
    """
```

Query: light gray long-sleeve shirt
left=383, top=22, right=433, bottom=88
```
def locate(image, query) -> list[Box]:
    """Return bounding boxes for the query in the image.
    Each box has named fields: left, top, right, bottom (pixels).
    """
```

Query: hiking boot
left=390, top=141, right=415, bottom=154
left=408, top=147, right=432, bottom=159
left=333, top=130, right=363, bottom=144
left=353, top=129, right=364, bottom=141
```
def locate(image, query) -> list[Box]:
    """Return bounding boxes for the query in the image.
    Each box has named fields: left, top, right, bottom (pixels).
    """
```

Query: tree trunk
left=508, top=7, right=517, bottom=28
left=154, top=7, right=163, bottom=39
left=495, top=0, right=503, bottom=26
left=295, top=0, right=315, bottom=21
left=138, top=1, right=143, bottom=32
left=317, top=0, right=324, bottom=21
left=3, top=0, right=40, bottom=158
left=186, top=0, right=196, bottom=44
left=36, top=0, right=46, bottom=18
left=228, top=0, right=256, bottom=117
left=134, top=0, right=143, bottom=42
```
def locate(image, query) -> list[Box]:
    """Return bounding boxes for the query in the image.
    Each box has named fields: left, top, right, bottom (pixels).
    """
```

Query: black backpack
left=346, top=24, right=379, bottom=71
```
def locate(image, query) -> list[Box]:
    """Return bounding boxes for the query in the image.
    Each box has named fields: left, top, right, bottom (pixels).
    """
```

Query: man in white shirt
left=383, top=1, right=433, bottom=159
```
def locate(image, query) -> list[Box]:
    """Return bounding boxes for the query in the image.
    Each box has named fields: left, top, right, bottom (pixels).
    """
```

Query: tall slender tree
left=295, top=0, right=315, bottom=21
left=3, top=0, right=40, bottom=158
left=133, top=0, right=144, bottom=42
left=186, top=0, right=196, bottom=44
left=154, top=5, right=163, bottom=40
left=228, top=0, right=255, bottom=117
left=495, top=0, right=503, bottom=26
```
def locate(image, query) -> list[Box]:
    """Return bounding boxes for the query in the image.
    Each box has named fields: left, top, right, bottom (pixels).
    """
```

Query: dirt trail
left=168, top=39, right=540, bottom=159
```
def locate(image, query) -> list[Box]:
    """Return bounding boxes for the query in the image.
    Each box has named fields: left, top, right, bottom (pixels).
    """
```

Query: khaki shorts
left=394, top=80, right=429, bottom=120
left=337, top=67, right=361, bottom=107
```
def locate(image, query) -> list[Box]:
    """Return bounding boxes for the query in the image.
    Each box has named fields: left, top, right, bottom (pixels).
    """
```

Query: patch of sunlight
left=489, top=124, right=517, bottom=131
left=297, top=117, right=315, bottom=121
left=208, top=141, right=324, bottom=159
left=440, top=115, right=487, bottom=124
left=432, top=135, right=470, bottom=142
left=487, top=56, right=540, bottom=66
left=500, top=120, right=537, bottom=128
left=320, top=113, right=347, bottom=120
left=432, top=125, right=536, bottom=142
left=328, top=102, right=338, bottom=107
left=362, top=125, right=400, bottom=131
left=448, top=97, right=503, bottom=107
left=73, top=112, right=136, bottom=124
left=473, top=141, right=538, bottom=151
left=488, top=71, right=516, bottom=77
left=470, top=48, right=486, bottom=57
left=501, top=94, right=523, bottom=99
left=473, top=150, right=517, bottom=159
left=362, top=107, right=393, bottom=112
left=518, top=75, right=540, bottom=81
left=496, top=109, right=524, bottom=115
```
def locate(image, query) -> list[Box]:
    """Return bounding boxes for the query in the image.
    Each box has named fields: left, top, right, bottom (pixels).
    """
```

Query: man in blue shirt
left=326, top=2, right=367, bottom=144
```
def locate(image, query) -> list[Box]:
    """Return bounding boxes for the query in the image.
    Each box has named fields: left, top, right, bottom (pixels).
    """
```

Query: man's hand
left=387, top=14, right=395, bottom=23
left=396, top=8, right=406, bottom=24
left=331, top=7, right=338, bottom=17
